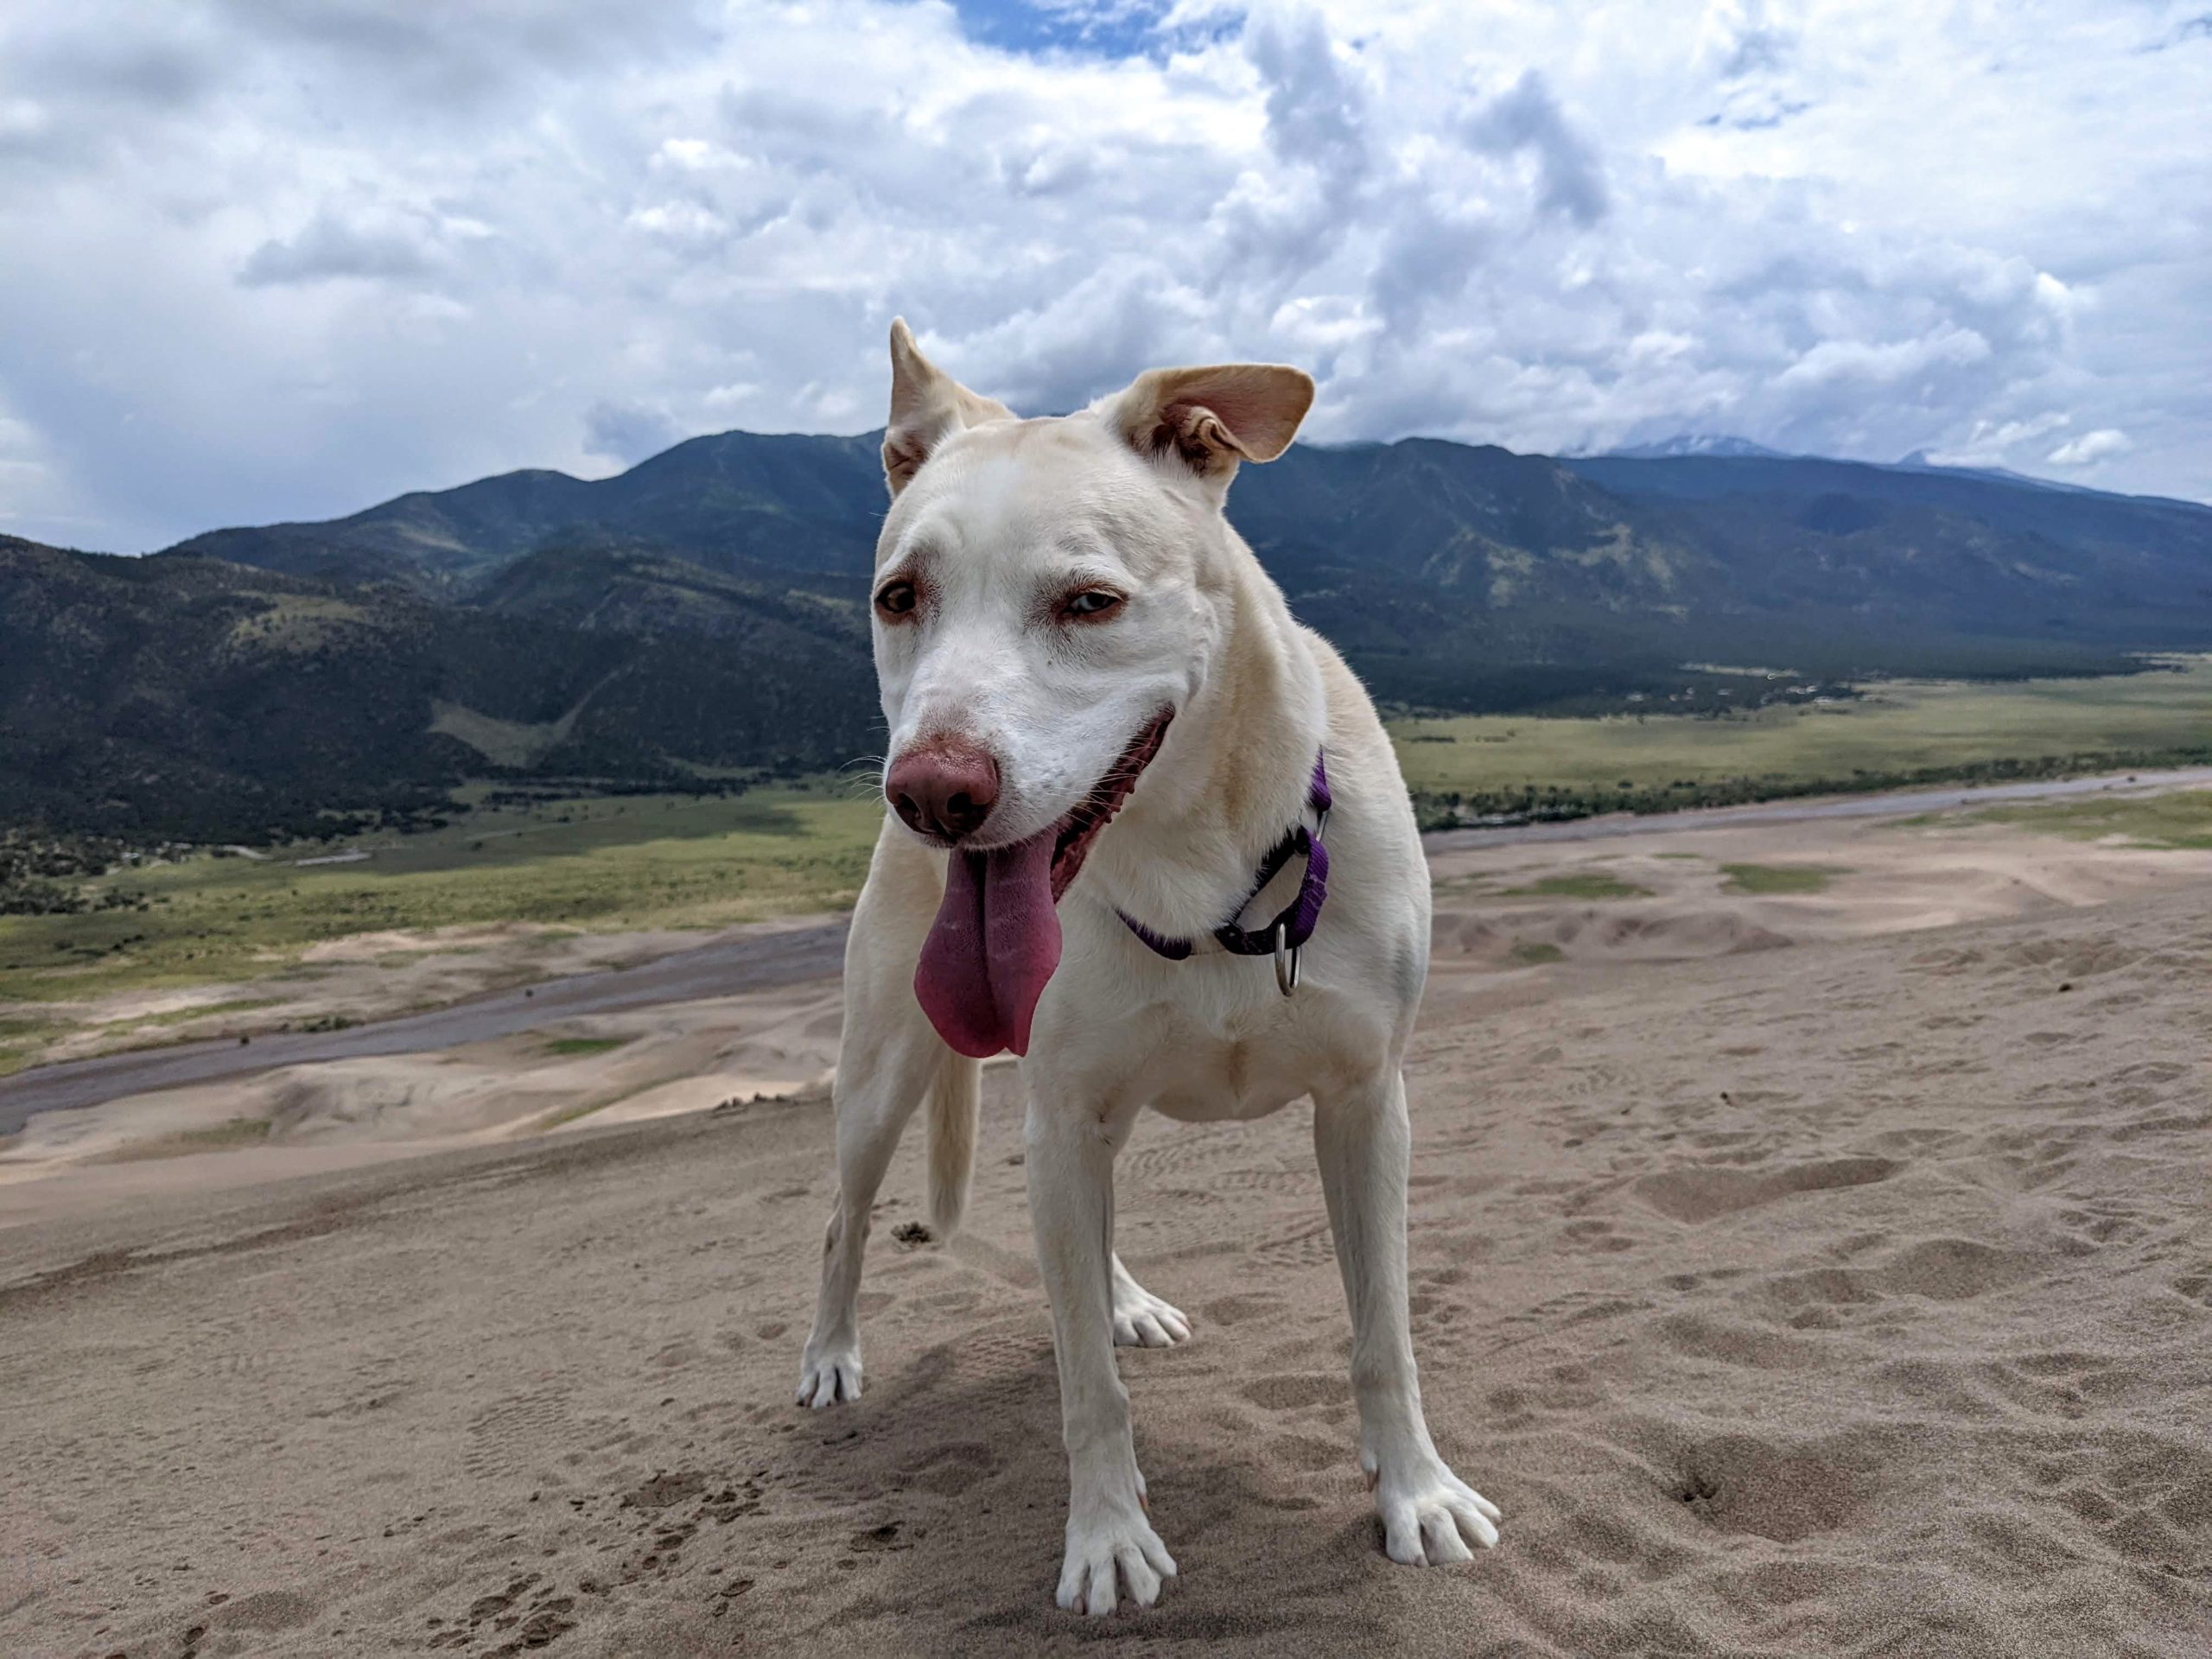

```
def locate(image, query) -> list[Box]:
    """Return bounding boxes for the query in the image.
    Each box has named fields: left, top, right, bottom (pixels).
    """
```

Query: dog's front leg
left=797, top=1013, right=943, bottom=1408
left=1026, top=1092, right=1177, bottom=1615
left=1313, top=1069, right=1502, bottom=1565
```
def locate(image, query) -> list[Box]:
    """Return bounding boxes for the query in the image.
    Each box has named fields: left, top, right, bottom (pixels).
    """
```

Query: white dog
left=798, top=320, right=1500, bottom=1614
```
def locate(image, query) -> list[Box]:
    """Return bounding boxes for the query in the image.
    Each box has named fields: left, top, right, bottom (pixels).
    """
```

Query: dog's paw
left=1110, top=1276, right=1192, bottom=1349
left=796, top=1344, right=863, bottom=1408
left=1366, top=1449, right=1502, bottom=1565
left=1057, top=1500, right=1177, bottom=1616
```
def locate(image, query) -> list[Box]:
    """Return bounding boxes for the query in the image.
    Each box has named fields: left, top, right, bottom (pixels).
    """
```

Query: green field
left=542, top=1035, right=636, bottom=1057
left=1393, top=657, right=2212, bottom=822
left=1502, top=873, right=1652, bottom=900
left=6, top=661, right=2211, bottom=1043
left=1720, top=863, right=1846, bottom=895
left=1939, top=788, right=2212, bottom=849
left=0, top=785, right=883, bottom=1007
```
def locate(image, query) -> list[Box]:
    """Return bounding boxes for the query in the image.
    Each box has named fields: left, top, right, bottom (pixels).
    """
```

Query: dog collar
left=1117, top=749, right=1332, bottom=995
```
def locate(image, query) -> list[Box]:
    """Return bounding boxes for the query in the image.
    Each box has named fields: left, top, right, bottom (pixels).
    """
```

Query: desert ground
left=3, top=788, right=2210, bottom=1655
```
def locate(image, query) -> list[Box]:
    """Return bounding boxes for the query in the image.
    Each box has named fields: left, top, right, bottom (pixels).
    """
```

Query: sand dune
left=3, top=808, right=2209, bottom=1655
left=9, top=810, right=2210, bottom=1205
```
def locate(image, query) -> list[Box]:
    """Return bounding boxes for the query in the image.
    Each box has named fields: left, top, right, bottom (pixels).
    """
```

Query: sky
left=1, top=1, right=2207, bottom=552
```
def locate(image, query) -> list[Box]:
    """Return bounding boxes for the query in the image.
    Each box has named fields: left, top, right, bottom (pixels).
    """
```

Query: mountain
left=1888, top=450, right=2101, bottom=497
left=160, top=427, right=2212, bottom=683
left=1555, top=449, right=2212, bottom=654
left=5, top=423, right=2209, bottom=842
left=0, top=535, right=875, bottom=841
left=168, top=430, right=888, bottom=593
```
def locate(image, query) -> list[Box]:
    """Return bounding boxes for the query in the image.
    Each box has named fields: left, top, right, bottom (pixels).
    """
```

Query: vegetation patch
left=0, top=1015, right=64, bottom=1079
left=1949, top=787, right=2212, bottom=849
left=0, top=785, right=881, bottom=1003
left=122, top=997, right=283, bottom=1031
left=1430, top=874, right=1492, bottom=896
left=1397, top=657, right=2212, bottom=830
left=1721, top=863, right=1847, bottom=895
left=1503, top=873, right=1653, bottom=900
left=1510, top=940, right=1566, bottom=964
left=542, top=1035, right=635, bottom=1058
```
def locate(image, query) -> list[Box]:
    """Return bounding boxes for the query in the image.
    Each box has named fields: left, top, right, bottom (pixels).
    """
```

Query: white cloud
left=0, top=0, right=2204, bottom=550
left=1776, top=326, right=1993, bottom=389
left=2046, top=428, right=2132, bottom=466
left=1924, top=411, right=2072, bottom=469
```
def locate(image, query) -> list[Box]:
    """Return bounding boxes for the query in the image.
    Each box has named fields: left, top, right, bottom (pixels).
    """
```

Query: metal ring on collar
left=1274, top=920, right=1300, bottom=996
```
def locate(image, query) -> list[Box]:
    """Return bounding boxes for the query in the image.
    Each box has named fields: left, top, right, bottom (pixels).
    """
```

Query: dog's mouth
left=1046, top=709, right=1173, bottom=902
left=915, top=709, right=1173, bottom=1059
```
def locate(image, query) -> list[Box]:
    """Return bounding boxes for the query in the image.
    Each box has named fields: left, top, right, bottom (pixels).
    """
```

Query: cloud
left=1776, top=325, right=1993, bottom=388
left=584, top=401, right=687, bottom=466
left=1924, top=412, right=2071, bottom=469
left=2046, top=428, right=2132, bottom=466
left=0, top=0, right=2203, bottom=550
left=1462, top=71, right=1609, bottom=226
left=238, top=208, right=448, bottom=287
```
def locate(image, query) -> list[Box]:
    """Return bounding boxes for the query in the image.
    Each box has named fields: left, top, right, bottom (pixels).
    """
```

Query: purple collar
left=1118, top=749, right=1332, bottom=994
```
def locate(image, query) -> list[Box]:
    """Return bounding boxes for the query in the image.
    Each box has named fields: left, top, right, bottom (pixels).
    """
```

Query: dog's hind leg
left=796, top=1004, right=946, bottom=1410
left=1313, top=1068, right=1502, bottom=1565
left=1109, top=1255, right=1192, bottom=1348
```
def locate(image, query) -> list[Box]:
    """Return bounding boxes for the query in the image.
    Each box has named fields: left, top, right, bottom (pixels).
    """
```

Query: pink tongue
left=914, top=831, right=1064, bottom=1058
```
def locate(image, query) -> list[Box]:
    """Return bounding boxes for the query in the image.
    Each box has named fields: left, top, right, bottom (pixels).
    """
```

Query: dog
left=798, top=320, right=1500, bottom=1614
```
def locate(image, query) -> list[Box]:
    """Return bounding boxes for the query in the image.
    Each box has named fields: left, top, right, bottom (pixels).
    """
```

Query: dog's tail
left=925, top=1046, right=982, bottom=1238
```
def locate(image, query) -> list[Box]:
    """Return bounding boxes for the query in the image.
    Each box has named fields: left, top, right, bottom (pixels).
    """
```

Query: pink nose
left=887, top=741, right=1001, bottom=842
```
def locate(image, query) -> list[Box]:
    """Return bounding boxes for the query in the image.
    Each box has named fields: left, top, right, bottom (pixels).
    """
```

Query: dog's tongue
left=915, top=830, right=1063, bottom=1058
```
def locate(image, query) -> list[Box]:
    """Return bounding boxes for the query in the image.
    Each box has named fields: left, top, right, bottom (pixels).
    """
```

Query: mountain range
left=4, top=429, right=2209, bottom=841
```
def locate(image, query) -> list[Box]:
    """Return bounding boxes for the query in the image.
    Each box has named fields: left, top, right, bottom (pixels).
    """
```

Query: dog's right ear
left=882, top=319, right=1014, bottom=497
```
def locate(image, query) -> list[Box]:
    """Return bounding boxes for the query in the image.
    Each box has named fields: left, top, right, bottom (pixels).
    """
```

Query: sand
left=2, top=809, right=2209, bottom=1655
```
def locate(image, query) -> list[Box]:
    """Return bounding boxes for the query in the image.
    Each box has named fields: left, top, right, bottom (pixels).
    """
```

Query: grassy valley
left=0, top=782, right=882, bottom=1011
left=5, top=660, right=2211, bottom=1058
left=1395, top=657, right=2212, bottom=826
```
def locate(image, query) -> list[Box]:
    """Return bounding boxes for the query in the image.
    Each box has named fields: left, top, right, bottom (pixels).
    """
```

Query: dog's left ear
left=1104, top=364, right=1316, bottom=486
left=883, top=318, right=1014, bottom=498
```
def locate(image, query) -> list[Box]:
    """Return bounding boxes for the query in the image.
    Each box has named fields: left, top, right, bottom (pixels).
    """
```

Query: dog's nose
left=886, top=742, right=1001, bottom=842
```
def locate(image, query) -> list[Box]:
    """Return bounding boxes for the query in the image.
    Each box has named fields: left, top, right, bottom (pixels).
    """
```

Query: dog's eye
left=1065, top=590, right=1122, bottom=620
left=874, top=580, right=918, bottom=620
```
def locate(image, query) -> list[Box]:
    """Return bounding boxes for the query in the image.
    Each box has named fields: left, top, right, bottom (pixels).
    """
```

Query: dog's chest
left=1132, top=1004, right=1326, bottom=1122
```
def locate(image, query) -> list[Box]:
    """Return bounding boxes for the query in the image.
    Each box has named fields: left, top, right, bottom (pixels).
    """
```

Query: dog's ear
left=882, top=318, right=1014, bottom=497
left=1105, top=364, right=1316, bottom=486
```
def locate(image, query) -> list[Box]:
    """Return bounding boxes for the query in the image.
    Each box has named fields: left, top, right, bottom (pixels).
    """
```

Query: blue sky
left=1, top=1, right=2207, bottom=550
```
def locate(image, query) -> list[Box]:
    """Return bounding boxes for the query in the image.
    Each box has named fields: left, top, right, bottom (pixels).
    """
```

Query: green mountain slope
left=0, top=536, right=876, bottom=841
left=169, top=431, right=887, bottom=592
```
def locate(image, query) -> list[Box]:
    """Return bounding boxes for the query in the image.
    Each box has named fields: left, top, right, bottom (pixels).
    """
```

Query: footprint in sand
left=1872, top=1239, right=2041, bottom=1300
left=2173, top=1268, right=2212, bottom=1308
left=1243, top=1373, right=1344, bottom=1411
left=1673, top=1431, right=1884, bottom=1544
left=902, top=1440, right=996, bottom=1496
left=464, top=1389, right=575, bottom=1481
left=1203, top=1293, right=1286, bottom=1326
left=1254, top=1220, right=1340, bottom=1269
left=1634, top=1155, right=1899, bottom=1224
